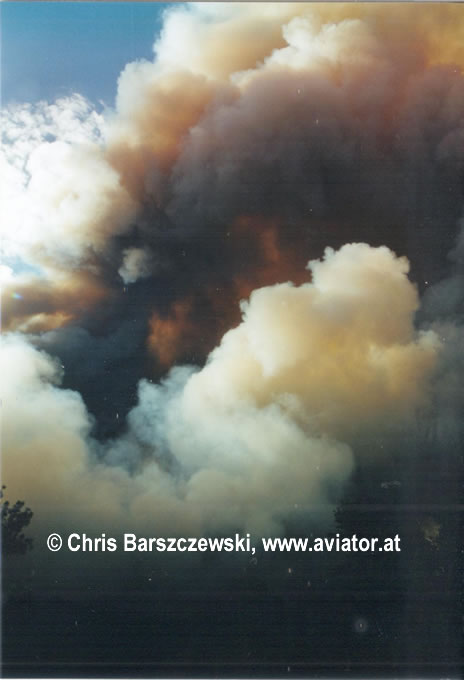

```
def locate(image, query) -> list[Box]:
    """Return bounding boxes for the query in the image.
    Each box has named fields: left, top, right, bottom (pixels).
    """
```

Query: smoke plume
left=2, top=2, right=464, bottom=537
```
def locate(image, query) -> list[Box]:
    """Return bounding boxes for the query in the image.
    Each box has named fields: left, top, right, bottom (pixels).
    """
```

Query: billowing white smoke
left=1, top=96, right=137, bottom=270
left=2, top=244, right=440, bottom=536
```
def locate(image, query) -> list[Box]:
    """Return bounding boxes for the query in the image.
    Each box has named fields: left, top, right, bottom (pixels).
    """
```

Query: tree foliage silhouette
left=1, top=486, right=34, bottom=555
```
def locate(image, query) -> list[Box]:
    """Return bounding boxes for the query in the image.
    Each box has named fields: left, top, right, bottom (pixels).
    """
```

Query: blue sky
left=1, top=2, right=174, bottom=107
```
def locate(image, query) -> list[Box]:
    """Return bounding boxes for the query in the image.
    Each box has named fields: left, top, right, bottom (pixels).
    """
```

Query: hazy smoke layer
left=2, top=3, right=464, bottom=536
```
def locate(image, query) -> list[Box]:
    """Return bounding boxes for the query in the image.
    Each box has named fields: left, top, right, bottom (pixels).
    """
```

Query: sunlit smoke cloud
left=2, top=245, right=440, bottom=536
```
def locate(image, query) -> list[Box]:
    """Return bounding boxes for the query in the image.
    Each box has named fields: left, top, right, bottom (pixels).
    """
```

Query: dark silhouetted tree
left=1, top=486, right=34, bottom=555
